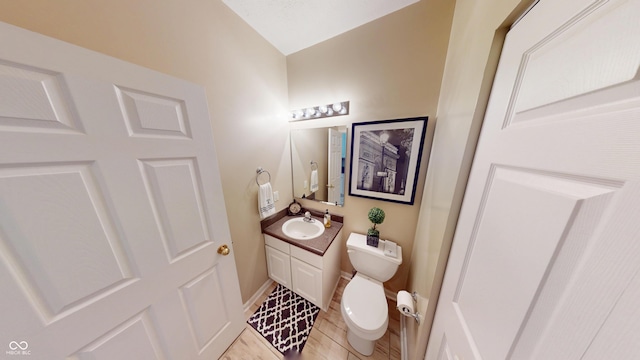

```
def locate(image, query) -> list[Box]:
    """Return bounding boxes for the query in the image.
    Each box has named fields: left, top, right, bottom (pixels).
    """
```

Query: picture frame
left=349, top=117, right=428, bottom=205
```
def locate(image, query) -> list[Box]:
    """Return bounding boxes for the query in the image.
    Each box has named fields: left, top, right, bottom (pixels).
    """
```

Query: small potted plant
left=367, top=207, right=386, bottom=247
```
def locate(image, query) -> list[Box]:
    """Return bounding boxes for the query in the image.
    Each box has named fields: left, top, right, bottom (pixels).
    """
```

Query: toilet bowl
left=341, top=233, right=402, bottom=356
left=341, top=273, right=388, bottom=355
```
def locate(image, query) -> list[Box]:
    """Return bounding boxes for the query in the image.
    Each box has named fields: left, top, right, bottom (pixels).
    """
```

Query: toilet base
left=347, top=327, right=375, bottom=356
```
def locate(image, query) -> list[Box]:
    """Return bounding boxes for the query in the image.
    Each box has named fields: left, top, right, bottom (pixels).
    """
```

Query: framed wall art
left=349, top=117, right=428, bottom=205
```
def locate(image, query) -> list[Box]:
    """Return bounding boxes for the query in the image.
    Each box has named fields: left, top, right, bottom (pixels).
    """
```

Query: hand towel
left=258, top=182, right=276, bottom=219
left=310, top=169, right=319, bottom=192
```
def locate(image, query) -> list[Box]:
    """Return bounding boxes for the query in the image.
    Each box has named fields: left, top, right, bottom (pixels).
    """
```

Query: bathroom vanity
left=261, top=211, right=343, bottom=312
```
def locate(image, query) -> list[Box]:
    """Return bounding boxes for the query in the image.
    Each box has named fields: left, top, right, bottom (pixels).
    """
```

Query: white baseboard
left=243, top=278, right=273, bottom=313
left=340, top=270, right=353, bottom=280
left=385, top=288, right=398, bottom=301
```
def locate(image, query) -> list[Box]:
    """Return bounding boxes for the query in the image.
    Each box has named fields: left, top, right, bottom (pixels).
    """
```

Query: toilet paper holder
left=409, top=291, right=420, bottom=324
left=397, top=291, right=421, bottom=324
left=409, top=312, right=420, bottom=324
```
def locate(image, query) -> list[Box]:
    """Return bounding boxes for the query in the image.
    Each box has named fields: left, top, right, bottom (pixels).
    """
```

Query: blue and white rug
left=247, top=284, right=320, bottom=356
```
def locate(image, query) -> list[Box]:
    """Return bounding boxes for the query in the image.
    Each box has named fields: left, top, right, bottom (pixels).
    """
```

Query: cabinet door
left=291, top=257, right=323, bottom=308
left=266, top=245, right=292, bottom=289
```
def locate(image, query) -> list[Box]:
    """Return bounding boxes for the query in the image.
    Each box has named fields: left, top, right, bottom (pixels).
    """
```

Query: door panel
left=0, top=163, right=133, bottom=317
left=181, top=268, right=231, bottom=349
left=139, top=158, right=211, bottom=260
left=0, top=60, right=83, bottom=134
left=453, top=166, right=620, bottom=360
left=427, top=0, right=640, bottom=359
left=75, top=312, right=166, bottom=360
left=510, top=0, right=640, bottom=117
left=581, top=266, right=640, bottom=359
left=0, top=22, right=243, bottom=360
left=116, top=86, right=192, bottom=139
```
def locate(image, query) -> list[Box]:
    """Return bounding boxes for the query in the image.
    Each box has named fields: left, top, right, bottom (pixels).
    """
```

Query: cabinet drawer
left=264, top=234, right=290, bottom=254
left=291, top=245, right=323, bottom=269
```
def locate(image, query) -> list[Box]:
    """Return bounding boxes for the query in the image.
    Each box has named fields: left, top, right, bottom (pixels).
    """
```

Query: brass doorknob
left=217, top=244, right=230, bottom=256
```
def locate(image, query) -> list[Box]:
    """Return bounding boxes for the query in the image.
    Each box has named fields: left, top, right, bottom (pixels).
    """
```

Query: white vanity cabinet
left=264, top=231, right=342, bottom=312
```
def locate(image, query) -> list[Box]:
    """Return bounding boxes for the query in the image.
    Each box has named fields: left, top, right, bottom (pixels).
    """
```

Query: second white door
left=427, top=0, right=640, bottom=359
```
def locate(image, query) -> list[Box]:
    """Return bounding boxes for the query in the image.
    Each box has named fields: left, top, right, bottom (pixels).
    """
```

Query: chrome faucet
left=303, top=211, right=314, bottom=222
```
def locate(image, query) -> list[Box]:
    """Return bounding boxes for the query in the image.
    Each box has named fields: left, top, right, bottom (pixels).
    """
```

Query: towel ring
left=256, top=167, right=271, bottom=185
left=310, top=161, right=318, bottom=171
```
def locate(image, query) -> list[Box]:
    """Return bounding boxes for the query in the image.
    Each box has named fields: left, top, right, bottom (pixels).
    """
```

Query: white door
left=0, top=22, right=244, bottom=359
left=427, top=0, right=640, bottom=359
left=327, top=127, right=342, bottom=205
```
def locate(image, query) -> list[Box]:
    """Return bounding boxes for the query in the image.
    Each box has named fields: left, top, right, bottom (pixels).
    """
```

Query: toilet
left=341, top=233, right=402, bottom=356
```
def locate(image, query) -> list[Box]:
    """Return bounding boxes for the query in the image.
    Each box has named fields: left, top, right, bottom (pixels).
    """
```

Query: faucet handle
left=304, top=211, right=311, bottom=218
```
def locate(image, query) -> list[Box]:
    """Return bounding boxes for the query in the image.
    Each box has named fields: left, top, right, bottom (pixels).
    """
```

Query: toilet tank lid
left=347, top=233, right=402, bottom=264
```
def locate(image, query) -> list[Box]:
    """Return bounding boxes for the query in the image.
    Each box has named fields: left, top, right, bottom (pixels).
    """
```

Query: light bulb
left=318, top=105, right=328, bottom=114
left=332, top=102, right=343, bottom=112
left=294, top=110, right=304, bottom=118
left=327, top=108, right=334, bottom=116
left=305, top=108, right=316, bottom=117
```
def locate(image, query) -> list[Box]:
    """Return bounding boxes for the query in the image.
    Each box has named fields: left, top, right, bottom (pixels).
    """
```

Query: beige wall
left=406, top=0, right=532, bottom=358
left=0, top=0, right=290, bottom=302
left=287, top=0, right=456, bottom=294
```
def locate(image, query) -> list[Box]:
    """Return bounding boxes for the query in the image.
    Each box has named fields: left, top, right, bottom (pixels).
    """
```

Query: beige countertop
left=261, top=211, right=343, bottom=256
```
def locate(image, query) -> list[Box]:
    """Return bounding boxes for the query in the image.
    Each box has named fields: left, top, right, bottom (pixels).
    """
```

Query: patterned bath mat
left=247, top=284, right=320, bottom=355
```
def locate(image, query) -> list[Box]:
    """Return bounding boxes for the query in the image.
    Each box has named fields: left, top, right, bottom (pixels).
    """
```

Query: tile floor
left=220, top=277, right=402, bottom=360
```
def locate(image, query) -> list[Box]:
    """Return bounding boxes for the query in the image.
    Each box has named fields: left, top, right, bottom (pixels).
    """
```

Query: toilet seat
left=341, top=273, right=388, bottom=340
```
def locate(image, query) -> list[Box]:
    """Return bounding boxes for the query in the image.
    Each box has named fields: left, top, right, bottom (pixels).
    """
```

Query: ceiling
left=222, top=0, right=420, bottom=55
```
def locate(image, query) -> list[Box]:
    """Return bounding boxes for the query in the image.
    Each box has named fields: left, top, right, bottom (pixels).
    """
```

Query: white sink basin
left=282, top=217, right=325, bottom=240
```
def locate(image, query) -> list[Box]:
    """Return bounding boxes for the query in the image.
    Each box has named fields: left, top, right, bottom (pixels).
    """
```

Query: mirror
left=290, top=126, right=347, bottom=206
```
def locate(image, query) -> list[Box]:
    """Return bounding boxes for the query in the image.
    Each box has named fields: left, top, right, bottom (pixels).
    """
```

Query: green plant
left=367, top=207, right=386, bottom=237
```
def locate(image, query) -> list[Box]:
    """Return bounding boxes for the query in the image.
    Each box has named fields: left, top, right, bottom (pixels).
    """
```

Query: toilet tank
left=347, top=233, right=402, bottom=282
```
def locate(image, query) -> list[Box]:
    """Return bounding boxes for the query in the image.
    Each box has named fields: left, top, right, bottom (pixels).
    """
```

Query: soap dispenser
left=323, top=209, right=332, bottom=228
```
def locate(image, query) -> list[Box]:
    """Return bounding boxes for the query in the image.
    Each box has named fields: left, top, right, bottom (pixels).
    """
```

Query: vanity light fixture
left=290, top=101, right=350, bottom=121
left=305, top=108, right=316, bottom=117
